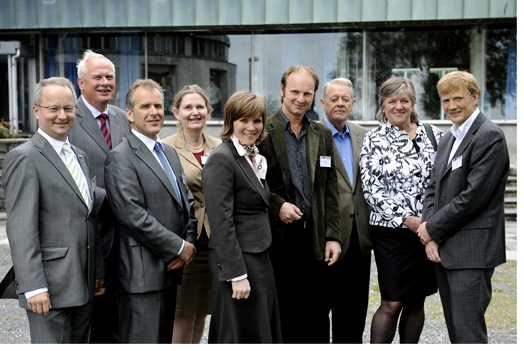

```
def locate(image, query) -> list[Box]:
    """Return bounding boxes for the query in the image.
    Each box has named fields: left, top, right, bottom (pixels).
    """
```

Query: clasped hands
left=404, top=215, right=441, bottom=263
left=167, top=240, right=197, bottom=271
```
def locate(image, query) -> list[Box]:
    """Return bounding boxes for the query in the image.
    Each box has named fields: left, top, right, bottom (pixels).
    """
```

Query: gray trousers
left=26, top=301, right=93, bottom=343
left=436, top=264, right=494, bottom=343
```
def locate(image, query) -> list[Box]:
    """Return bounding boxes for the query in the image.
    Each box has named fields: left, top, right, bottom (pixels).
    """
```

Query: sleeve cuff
left=25, top=287, right=48, bottom=299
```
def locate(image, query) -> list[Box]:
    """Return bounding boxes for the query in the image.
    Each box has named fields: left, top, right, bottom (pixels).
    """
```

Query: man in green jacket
left=259, top=65, right=341, bottom=344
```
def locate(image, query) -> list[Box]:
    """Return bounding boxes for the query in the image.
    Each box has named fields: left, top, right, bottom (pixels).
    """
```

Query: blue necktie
left=153, top=142, right=182, bottom=204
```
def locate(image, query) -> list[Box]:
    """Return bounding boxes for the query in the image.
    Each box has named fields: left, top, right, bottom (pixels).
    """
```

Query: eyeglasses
left=37, top=105, right=75, bottom=114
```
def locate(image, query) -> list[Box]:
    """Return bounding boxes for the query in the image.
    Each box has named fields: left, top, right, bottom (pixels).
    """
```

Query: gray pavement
left=0, top=213, right=517, bottom=343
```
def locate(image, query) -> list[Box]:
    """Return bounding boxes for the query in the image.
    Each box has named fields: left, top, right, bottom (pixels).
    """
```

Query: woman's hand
left=403, top=215, right=422, bottom=233
left=231, top=278, right=251, bottom=300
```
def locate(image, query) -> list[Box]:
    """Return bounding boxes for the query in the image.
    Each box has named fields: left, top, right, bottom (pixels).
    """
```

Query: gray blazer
left=2, top=133, right=104, bottom=309
left=319, top=119, right=372, bottom=258
left=69, top=97, right=130, bottom=258
left=422, top=113, right=509, bottom=269
left=202, top=140, right=272, bottom=281
left=104, top=132, right=198, bottom=294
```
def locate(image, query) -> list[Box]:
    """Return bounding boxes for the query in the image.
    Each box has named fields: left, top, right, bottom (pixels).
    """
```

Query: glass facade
left=0, top=23, right=516, bottom=132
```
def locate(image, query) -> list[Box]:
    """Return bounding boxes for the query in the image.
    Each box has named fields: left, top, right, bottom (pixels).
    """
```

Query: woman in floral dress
left=360, top=77, right=443, bottom=343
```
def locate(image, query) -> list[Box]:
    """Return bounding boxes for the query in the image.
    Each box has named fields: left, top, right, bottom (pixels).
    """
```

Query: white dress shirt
left=448, top=108, right=480, bottom=165
left=81, top=95, right=111, bottom=131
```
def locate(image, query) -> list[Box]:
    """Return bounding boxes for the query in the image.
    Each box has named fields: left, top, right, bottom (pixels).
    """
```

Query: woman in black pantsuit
left=202, top=91, right=282, bottom=343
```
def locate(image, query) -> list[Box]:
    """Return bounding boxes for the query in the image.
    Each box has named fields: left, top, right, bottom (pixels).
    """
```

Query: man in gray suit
left=104, top=79, right=197, bottom=343
left=418, top=71, right=509, bottom=343
left=68, top=50, right=130, bottom=343
left=319, top=78, right=372, bottom=343
left=2, top=77, right=105, bottom=343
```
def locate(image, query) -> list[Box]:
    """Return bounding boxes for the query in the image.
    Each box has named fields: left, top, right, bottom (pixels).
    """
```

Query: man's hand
left=279, top=202, right=302, bottom=224
left=325, top=241, right=341, bottom=266
left=231, top=278, right=251, bottom=299
left=95, top=278, right=106, bottom=296
left=425, top=240, right=441, bottom=263
left=178, top=240, right=197, bottom=265
left=167, top=257, right=184, bottom=270
left=403, top=215, right=422, bottom=233
left=417, top=222, right=432, bottom=245
left=27, top=292, right=51, bottom=316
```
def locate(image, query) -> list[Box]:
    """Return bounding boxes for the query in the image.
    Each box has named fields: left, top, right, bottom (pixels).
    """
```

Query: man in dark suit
left=68, top=50, right=130, bottom=343
left=2, top=77, right=105, bottom=343
left=319, top=78, right=372, bottom=343
left=104, top=79, right=197, bottom=343
left=418, top=71, right=509, bottom=343
left=259, top=65, right=342, bottom=343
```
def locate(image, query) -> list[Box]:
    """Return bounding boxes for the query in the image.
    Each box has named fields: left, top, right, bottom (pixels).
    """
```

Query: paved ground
left=0, top=215, right=517, bottom=344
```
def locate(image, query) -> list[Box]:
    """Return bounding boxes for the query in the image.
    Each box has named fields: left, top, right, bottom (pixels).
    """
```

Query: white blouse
left=359, top=121, right=443, bottom=228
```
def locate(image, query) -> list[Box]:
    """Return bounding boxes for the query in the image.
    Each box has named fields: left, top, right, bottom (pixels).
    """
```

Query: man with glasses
left=2, top=77, right=105, bottom=343
left=68, top=50, right=130, bottom=343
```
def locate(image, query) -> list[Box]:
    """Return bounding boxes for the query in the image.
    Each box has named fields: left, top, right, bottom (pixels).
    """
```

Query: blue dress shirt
left=324, top=117, right=354, bottom=187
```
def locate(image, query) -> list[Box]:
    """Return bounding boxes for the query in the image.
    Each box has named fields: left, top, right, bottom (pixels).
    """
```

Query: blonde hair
left=436, top=71, right=480, bottom=98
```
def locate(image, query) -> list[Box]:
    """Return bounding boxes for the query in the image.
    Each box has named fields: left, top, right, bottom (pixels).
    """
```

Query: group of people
left=1, top=49, right=509, bottom=345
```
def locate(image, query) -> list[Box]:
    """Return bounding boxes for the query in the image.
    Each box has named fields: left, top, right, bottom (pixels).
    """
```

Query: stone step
left=505, top=208, right=517, bottom=222
left=506, top=176, right=517, bottom=187
left=505, top=185, right=517, bottom=198
left=505, top=197, right=517, bottom=208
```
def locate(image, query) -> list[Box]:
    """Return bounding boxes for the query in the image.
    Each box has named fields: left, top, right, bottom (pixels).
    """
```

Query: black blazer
left=202, top=139, right=272, bottom=281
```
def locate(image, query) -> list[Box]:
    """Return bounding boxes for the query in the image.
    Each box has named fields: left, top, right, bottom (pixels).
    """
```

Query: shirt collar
left=450, top=108, right=480, bottom=140
left=279, top=108, right=310, bottom=131
left=131, top=128, right=160, bottom=153
left=231, top=135, right=259, bottom=157
left=81, top=95, right=109, bottom=118
left=37, top=128, right=69, bottom=155
left=323, top=116, right=349, bottom=137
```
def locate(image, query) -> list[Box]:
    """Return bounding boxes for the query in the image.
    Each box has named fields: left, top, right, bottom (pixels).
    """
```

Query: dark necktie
left=153, top=142, right=182, bottom=204
left=99, top=113, right=112, bottom=149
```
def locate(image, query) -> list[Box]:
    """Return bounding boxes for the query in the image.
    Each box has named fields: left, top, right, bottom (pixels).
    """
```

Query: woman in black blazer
left=202, top=91, right=282, bottom=343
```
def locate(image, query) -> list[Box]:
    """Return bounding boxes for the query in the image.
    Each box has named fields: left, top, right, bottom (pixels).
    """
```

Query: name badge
left=320, top=156, right=331, bottom=168
left=201, top=156, right=208, bottom=165
left=452, top=156, right=462, bottom=171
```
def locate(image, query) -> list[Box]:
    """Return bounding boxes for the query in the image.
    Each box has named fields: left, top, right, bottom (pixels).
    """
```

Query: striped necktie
left=99, top=113, right=112, bottom=149
left=62, top=143, right=91, bottom=208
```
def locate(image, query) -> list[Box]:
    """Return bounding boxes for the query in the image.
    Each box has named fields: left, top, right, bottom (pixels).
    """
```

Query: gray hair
left=376, top=77, right=418, bottom=123
left=33, top=77, right=76, bottom=106
left=77, top=50, right=115, bottom=79
left=323, top=78, right=354, bottom=99
left=126, top=79, right=164, bottom=111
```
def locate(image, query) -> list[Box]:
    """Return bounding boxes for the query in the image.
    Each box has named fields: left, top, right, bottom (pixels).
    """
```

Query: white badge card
left=320, top=156, right=331, bottom=168
left=201, top=156, right=208, bottom=165
left=452, top=155, right=462, bottom=171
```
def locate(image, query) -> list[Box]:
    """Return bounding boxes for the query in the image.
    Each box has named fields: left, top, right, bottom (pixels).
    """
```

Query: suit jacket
left=422, top=112, right=509, bottom=269
left=259, top=111, right=342, bottom=261
left=104, top=132, right=198, bottom=294
left=161, top=130, right=222, bottom=240
left=202, top=140, right=272, bottom=281
left=69, top=97, right=130, bottom=258
left=319, top=119, right=372, bottom=258
left=2, top=133, right=104, bottom=309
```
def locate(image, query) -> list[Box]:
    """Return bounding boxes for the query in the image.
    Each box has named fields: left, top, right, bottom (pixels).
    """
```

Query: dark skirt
left=175, top=233, right=213, bottom=318
left=208, top=249, right=282, bottom=343
left=371, top=225, right=437, bottom=301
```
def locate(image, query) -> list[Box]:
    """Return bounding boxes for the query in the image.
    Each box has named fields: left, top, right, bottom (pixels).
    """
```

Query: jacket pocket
left=41, top=247, right=69, bottom=261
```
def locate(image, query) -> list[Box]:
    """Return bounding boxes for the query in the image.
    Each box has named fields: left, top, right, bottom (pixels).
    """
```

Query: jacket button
left=87, top=245, right=90, bottom=249
left=200, top=203, right=205, bottom=208
left=265, top=207, right=268, bottom=212
left=350, top=214, right=354, bottom=218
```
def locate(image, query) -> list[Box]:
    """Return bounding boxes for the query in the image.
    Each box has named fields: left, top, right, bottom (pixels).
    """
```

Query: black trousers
left=435, top=264, right=494, bottom=343
left=328, top=232, right=371, bottom=344
left=270, top=220, right=329, bottom=344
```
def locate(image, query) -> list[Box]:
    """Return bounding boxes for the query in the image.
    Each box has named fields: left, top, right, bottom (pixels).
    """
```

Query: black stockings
left=370, top=298, right=426, bottom=343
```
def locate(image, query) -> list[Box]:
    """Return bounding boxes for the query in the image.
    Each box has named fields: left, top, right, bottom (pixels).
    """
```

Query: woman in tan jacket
left=162, top=85, right=221, bottom=344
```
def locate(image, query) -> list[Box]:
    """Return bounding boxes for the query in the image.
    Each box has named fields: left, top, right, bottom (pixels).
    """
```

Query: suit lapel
left=107, top=106, right=128, bottom=147
left=348, top=122, right=364, bottom=190
left=32, top=133, right=89, bottom=209
left=439, top=133, right=456, bottom=178
left=75, top=98, right=111, bottom=153
left=267, top=114, right=291, bottom=189
left=307, top=122, right=320, bottom=186
left=175, top=132, right=202, bottom=171
left=73, top=145, right=94, bottom=213
left=319, top=119, right=352, bottom=190
left=164, top=146, right=188, bottom=209
left=128, top=134, right=182, bottom=208
left=227, top=140, right=270, bottom=207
